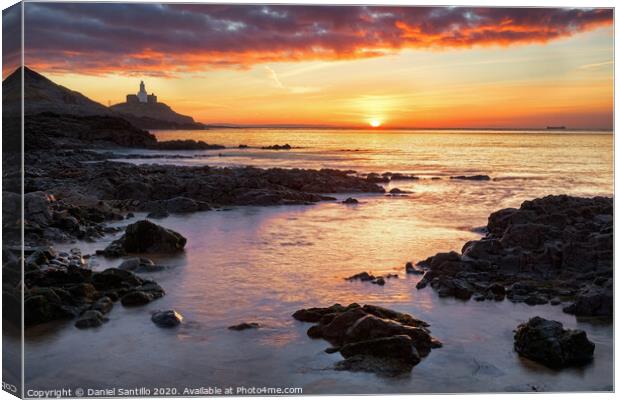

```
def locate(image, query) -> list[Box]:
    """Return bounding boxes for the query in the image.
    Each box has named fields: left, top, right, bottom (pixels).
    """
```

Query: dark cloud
left=15, top=3, right=613, bottom=76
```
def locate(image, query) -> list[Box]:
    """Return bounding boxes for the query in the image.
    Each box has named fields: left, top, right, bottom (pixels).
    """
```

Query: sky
left=4, top=3, right=614, bottom=129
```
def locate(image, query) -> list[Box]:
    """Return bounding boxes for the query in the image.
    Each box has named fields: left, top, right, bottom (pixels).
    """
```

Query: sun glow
left=369, top=119, right=382, bottom=128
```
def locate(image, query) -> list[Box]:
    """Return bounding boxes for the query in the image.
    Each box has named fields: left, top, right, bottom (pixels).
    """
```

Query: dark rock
left=514, top=316, right=595, bottom=368
left=342, top=197, right=359, bottom=204
left=345, top=272, right=375, bottom=282
left=340, top=335, right=420, bottom=364
left=261, top=144, right=291, bottom=150
left=75, top=310, right=107, bottom=329
left=405, top=262, right=424, bottom=275
left=102, top=220, right=186, bottom=256
left=307, top=325, right=323, bottom=338
left=118, top=257, right=165, bottom=273
left=293, top=303, right=439, bottom=376
left=450, top=175, right=491, bottom=181
left=292, top=303, right=357, bottom=323
left=120, top=291, right=152, bottom=306
left=147, top=210, right=169, bottom=219
left=152, top=310, right=183, bottom=327
left=90, top=296, right=114, bottom=314
left=372, top=277, right=386, bottom=285
left=228, top=322, right=260, bottom=331
left=563, top=283, right=612, bottom=317
left=414, top=195, right=612, bottom=317
left=149, top=140, right=224, bottom=151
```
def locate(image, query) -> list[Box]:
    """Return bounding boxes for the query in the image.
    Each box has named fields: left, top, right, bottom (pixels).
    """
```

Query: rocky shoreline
left=2, top=146, right=613, bottom=377
left=414, top=195, right=612, bottom=318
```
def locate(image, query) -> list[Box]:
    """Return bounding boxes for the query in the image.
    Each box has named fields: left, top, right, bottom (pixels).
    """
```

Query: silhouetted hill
left=3, top=66, right=112, bottom=116
left=3, top=66, right=204, bottom=129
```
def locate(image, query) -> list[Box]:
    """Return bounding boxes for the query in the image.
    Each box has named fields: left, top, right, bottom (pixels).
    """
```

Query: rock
left=307, top=325, right=323, bottom=338
left=149, top=140, right=224, bottom=150
left=321, top=307, right=368, bottom=343
left=405, top=262, right=424, bottom=274
left=345, top=272, right=375, bottom=282
left=24, top=291, right=74, bottom=325
left=75, top=310, right=107, bottom=329
left=293, top=303, right=439, bottom=376
left=90, top=296, right=114, bottom=314
left=345, top=315, right=433, bottom=356
left=228, top=322, right=260, bottom=331
left=292, top=303, right=356, bottom=323
left=340, top=335, right=420, bottom=364
left=152, top=310, right=183, bottom=327
left=261, top=144, right=291, bottom=150
left=142, top=196, right=211, bottom=214
left=102, top=220, right=186, bottom=256
left=414, top=195, right=612, bottom=317
left=361, top=304, right=429, bottom=328
left=389, top=173, right=419, bottom=180
left=147, top=210, right=169, bottom=219
left=514, top=317, right=595, bottom=368
left=372, top=277, right=386, bottom=285
left=118, top=257, right=165, bottom=273
left=342, top=197, right=359, bottom=204
left=450, top=175, right=491, bottom=181
left=388, top=188, right=408, bottom=195
left=563, top=283, right=612, bottom=317
left=120, top=291, right=152, bottom=306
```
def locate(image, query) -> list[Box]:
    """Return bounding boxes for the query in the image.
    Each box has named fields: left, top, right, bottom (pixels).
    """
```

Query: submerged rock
left=514, top=317, right=595, bottom=368
left=293, top=303, right=439, bottom=376
left=228, top=322, right=260, bottom=331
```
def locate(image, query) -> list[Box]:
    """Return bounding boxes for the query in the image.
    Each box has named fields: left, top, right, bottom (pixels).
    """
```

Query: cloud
left=578, top=60, right=614, bottom=70
left=264, top=65, right=321, bottom=94
left=12, top=4, right=613, bottom=77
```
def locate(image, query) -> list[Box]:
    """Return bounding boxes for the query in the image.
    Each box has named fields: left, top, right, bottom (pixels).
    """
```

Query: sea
left=21, top=129, right=613, bottom=393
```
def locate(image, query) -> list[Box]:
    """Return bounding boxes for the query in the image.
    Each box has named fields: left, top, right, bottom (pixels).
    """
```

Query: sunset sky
left=5, top=3, right=614, bottom=129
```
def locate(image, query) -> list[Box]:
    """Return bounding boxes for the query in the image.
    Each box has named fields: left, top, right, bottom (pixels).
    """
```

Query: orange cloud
left=7, top=4, right=612, bottom=77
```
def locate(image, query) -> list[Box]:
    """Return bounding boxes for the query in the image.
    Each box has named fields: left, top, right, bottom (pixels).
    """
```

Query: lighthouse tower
left=137, top=80, right=148, bottom=103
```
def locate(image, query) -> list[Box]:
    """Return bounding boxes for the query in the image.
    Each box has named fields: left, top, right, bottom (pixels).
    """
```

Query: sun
left=369, top=119, right=382, bottom=128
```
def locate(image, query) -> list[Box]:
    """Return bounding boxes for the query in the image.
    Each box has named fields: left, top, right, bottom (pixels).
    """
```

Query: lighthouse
left=137, top=80, right=148, bottom=103
left=126, top=81, right=157, bottom=104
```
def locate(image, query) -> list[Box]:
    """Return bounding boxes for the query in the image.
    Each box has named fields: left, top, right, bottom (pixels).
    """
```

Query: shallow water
left=23, top=130, right=613, bottom=394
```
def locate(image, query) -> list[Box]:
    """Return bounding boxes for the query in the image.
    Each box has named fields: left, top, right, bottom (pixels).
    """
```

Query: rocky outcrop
left=14, top=245, right=165, bottom=327
left=24, top=151, right=385, bottom=212
left=4, top=189, right=124, bottom=247
left=514, top=317, right=595, bottom=368
left=261, top=144, right=292, bottom=150
left=415, top=195, right=612, bottom=318
left=25, top=112, right=157, bottom=150
left=293, top=303, right=440, bottom=376
left=148, top=140, right=224, bottom=151
left=100, top=220, right=186, bottom=257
